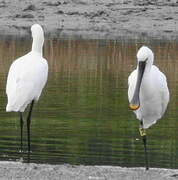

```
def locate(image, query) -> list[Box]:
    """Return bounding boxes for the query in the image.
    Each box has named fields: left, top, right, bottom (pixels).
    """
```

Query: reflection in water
left=0, top=37, right=177, bottom=168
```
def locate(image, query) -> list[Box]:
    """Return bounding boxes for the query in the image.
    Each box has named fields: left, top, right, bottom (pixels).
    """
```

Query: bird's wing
left=32, top=57, right=48, bottom=100
left=6, top=57, right=23, bottom=96
left=152, top=65, right=169, bottom=115
left=6, top=54, right=48, bottom=112
left=141, top=66, right=169, bottom=128
left=6, top=56, right=28, bottom=111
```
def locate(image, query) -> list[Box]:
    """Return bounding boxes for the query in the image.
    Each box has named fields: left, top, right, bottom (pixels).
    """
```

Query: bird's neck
left=144, top=63, right=152, bottom=74
left=31, top=37, right=44, bottom=55
left=144, top=58, right=153, bottom=74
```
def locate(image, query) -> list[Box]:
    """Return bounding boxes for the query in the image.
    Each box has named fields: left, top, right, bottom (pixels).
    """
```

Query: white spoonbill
left=6, top=24, right=48, bottom=153
left=128, top=46, right=169, bottom=170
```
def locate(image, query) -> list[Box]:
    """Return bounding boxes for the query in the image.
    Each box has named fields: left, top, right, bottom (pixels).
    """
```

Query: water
left=0, top=37, right=177, bottom=168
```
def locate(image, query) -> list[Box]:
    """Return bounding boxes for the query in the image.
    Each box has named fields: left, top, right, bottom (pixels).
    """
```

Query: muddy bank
left=1, top=0, right=178, bottom=39
left=0, top=161, right=177, bottom=180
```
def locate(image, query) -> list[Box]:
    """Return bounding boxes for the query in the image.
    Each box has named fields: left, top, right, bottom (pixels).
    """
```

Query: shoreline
left=0, top=161, right=177, bottom=180
left=1, top=1, right=178, bottom=40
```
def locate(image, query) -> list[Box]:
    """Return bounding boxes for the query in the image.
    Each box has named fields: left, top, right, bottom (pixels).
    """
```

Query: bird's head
left=129, top=46, right=154, bottom=111
left=137, top=46, right=154, bottom=64
left=31, top=24, right=44, bottom=42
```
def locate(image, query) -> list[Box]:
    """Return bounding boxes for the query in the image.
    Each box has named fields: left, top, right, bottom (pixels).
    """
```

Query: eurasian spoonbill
left=128, top=46, right=169, bottom=170
left=6, top=24, right=48, bottom=153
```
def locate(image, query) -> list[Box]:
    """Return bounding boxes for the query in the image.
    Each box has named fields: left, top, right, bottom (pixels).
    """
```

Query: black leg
left=27, top=151, right=31, bottom=163
left=19, top=112, right=23, bottom=152
left=142, top=135, right=149, bottom=170
left=139, top=121, right=149, bottom=170
left=27, top=100, right=34, bottom=153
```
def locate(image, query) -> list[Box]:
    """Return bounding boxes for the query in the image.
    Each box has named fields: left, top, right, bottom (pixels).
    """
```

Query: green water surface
left=0, top=37, right=177, bottom=168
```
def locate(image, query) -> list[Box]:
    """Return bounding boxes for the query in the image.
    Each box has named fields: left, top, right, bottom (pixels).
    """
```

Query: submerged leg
left=139, top=121, right=149, bottom=170
left=27, top=152, right=31, bottom=163
left=27, top=100, right=35, bottom=153
left=19, top=112, right=24, bottom=152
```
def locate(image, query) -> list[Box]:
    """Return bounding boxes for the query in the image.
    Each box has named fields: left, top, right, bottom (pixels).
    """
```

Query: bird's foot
left=18, top=149, right=24, bottom=153
left=139, top=128, right=146, bottom=137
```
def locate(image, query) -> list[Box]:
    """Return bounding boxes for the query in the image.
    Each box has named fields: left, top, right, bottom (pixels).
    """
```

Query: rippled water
left=0, top=37, right=177, bottom=168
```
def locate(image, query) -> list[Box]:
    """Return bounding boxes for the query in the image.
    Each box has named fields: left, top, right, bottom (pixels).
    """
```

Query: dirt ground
left=0, top=161, right=177, bottom=180
left=1, top=0, right=178, bottom=39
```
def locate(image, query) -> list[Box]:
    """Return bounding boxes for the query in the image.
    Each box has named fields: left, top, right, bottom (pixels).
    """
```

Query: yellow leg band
left=139, top=128, right=146, bottom=136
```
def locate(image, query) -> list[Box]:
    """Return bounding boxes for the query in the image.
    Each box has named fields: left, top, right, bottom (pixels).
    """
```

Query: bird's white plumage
left=128, top=46, right=169, bottom=128
left=6, top=24, right=48, bottom=112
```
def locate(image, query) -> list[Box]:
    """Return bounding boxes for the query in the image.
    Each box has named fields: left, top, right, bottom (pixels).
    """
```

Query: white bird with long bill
left=128, top=46, right=169, bottom=170
left=6, top=24, right=48, bottom=153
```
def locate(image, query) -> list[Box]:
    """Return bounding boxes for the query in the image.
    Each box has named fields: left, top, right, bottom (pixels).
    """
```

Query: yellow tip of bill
left=129, top=104, right=140, bottom=110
